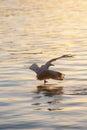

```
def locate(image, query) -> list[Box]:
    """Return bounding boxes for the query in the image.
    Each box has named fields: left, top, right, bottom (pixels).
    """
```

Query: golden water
left=0, top=0, right=87, bottom=129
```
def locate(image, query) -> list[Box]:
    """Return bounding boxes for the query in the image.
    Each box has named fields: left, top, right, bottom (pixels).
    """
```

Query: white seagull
left=30, top=55, right=71, bottom=84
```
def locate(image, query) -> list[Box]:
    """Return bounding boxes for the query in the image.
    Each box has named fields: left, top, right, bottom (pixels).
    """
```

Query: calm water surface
left=0, top=0, right=87, bottom=129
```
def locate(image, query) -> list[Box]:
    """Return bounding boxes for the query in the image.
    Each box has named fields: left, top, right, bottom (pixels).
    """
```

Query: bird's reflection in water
left=33, top=85, right=64, bottom=111
left=37, top=85, right=63, bottom=97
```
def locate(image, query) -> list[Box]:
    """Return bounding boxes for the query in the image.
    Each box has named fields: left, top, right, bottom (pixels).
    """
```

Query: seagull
left=29, top=55, right=70, bottom=84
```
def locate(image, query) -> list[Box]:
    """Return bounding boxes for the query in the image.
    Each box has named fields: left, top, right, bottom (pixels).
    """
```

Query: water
left=0, top=0, right=87, bottom=129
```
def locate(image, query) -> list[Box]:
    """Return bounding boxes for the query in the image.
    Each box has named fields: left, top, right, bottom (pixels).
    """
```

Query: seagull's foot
left=44, top=80, right=48, bottom=84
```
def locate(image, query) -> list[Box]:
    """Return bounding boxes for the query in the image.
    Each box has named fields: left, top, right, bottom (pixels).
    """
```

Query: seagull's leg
left=44, top=80, right=48, bottom=84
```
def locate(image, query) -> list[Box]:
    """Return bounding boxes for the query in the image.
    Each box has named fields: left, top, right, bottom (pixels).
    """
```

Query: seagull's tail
left=57, top=72, right=65, bottom=80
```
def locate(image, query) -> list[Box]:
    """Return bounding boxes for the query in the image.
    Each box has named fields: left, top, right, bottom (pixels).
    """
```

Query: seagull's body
left=29, top=55, right=67, bottom=84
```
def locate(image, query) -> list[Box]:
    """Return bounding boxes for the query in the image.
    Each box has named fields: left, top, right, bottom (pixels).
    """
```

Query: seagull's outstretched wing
left=30, top=63, right=40, bottom=74
left=39, top=55, right=65, bottom=70
left=45, top=54, right=74, bottom=66
left=45, top=55, right=65, bottom=66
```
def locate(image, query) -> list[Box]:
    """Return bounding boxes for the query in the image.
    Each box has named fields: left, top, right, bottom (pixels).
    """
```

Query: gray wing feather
left=29, top=63, right=40, bottom=74
left=45, top=55, right=64, bottom=65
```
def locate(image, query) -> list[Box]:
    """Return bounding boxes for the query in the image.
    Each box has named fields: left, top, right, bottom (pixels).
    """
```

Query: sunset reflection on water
left=0, top=0, right=87, bottom=129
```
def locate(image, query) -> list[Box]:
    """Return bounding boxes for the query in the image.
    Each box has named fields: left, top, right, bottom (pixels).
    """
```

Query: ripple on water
left=0, top=0, right=87, bottom=129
